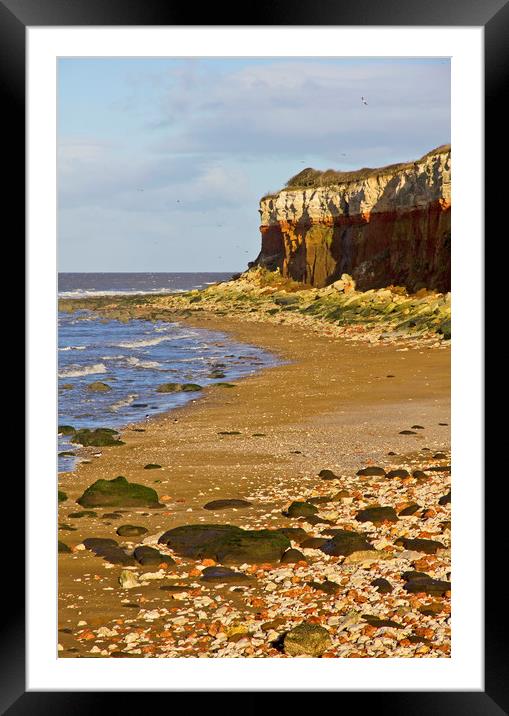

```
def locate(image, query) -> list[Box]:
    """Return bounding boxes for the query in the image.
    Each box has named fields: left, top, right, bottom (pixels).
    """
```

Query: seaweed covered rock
left=356, top=466, right=386, bottom=477
left=356, top=506, right=398, bottom=524
left=283, top=623, right=331, bottom=657
left=77, top=476, right=162, bottom=508
left=280, top=548, right=307, bottom=564
left=116, top=525, right=148, bottom=538
left=156, top=382, right=203, bottom=393
left=284, top=501, right=318, bottom=518
left=133, top=545, right=175, bottom=566
left=71, top=428, right=125, bottom=447
left=402, top=571, right=451, bottom=595
left=320, top=529, right=374, bottom=557
left=82, top=537, right=136, bottom=566
left=87, top=381, right=112, bottom=392
left=200, top=566, right=251, bottom=583
left=203, top=499, right=252, bottom=510
left=158, top=524, right=290, bottom=564
left=395, top=537, right=445, bottom=554
left=156, top=383, right=181, bottom=393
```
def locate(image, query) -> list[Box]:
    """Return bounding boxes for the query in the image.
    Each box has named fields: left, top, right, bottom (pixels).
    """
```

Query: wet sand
left=58, top=314, right=450, bottom=657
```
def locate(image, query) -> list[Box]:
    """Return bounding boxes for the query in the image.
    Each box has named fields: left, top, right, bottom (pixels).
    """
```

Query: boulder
left=355, top=506, right=398, bottom=524
left=71, top=428, right=124, bottom=447
left=394, top=537, right=445, bottom=554
left=203, top=499, right=252, bottom=511
left=300, top=537, right=328, bottom=549
left=77, top=476, right=162, bottom=508
left=133, top=546, right=175, bottom=566
left=320, top=529, right=374, bottom=557
left=371, top=577, right=393, bottom=594
left=156, top=383, right=181, bottom=393
left=200, top=566, right=251, bottom=583
left=87, top=381, right=112, bottom=392
left=116, top=525, right=148, bottom=538
left=318, top=469, right=339, bottom=480
left=402, top=571, right=451, bottom=595
left=274, top=527, right=309, bottom=544
left=280, top=548, right=306, bottom=564
left=158, top=524, right=290, bottom=564
left=284, top=501, right=318, bottom=518
left=386, top=469, right=410, bottom=478
left=83, top=537, right=136, bottom=566
left=356, top=466, right=386, bottom=477
left=283, top=623, right=331, bottom=657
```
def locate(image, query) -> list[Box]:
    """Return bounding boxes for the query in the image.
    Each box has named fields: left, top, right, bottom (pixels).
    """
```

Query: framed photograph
left=7, top=0, right=496, bottom=710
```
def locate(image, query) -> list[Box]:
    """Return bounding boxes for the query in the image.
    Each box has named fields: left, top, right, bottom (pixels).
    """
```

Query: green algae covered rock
left=156, top=383, right=181, bottom=393
left=70, top=428, right=124, bottom=447
left=77, top=476, right=162, bottom=508
left=158, top=524, right=290, bottom=564
left=284, top=501, right=319, bottom=518
left=87, top=381, right=112, bottom=392
left=181, top=383, right=203, bottom=392
left=283, top=623, right=331, bottom=657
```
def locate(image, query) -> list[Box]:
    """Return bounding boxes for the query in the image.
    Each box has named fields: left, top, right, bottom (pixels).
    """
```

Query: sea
left=58, top=273, right=278, bottom=472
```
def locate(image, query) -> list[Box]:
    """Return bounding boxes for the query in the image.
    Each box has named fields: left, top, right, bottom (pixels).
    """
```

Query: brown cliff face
left=256, top=146, right=451, bottom=292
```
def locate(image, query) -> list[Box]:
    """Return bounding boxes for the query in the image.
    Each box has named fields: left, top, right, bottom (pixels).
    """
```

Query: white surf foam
left=109, top=394, right=138, bottom=412
left=58, top=288, right=186, bottom=298
left=58, top=363, right=107, bottom=378
left=115, top=335, right=175, bottom=349
left=126, top=357, right=162, bottom=369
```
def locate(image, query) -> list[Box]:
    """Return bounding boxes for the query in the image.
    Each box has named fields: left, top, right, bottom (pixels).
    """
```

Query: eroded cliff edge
left=255, top=145, right=451, bottom=292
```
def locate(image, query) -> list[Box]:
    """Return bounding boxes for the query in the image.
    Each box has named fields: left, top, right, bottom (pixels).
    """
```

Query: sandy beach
left=58, top=311, right=451, bottom=658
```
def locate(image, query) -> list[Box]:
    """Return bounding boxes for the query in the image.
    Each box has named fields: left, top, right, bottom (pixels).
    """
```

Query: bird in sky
left=361, top=96, right=368, bottom=105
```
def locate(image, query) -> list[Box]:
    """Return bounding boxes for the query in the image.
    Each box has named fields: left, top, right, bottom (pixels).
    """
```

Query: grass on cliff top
left=261, top=144, right=451, bottom=197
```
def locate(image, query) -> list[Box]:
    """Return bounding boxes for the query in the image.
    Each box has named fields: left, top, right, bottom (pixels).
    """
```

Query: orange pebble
left=201, top=558, right=216, bottom=567
left=362, top=625, right=378, bottom=637
left=415, top=628, right=434, bottom=639
left=80, top=631, right=95, bottom=641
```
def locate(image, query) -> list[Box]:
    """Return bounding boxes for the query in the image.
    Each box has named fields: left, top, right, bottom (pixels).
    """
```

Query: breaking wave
left=58, top=363, right=107, bottom=378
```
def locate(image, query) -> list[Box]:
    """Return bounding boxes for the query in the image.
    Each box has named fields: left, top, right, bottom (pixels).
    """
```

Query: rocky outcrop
left=255, top=145, right=450, bottom=292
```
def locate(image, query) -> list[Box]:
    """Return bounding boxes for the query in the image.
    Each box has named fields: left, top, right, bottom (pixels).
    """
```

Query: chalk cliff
left=255, top=145, right=451, bottom=292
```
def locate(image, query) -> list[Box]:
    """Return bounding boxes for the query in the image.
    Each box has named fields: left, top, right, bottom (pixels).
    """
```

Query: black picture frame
left=7, top=0, right=495, bottom=711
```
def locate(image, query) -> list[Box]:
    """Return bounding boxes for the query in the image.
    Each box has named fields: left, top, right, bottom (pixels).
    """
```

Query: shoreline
left=58, top=308, right=451, bottom=659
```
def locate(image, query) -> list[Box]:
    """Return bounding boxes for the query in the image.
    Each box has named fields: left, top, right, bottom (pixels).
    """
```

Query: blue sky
left=58, top=57, right=450, bottom=272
